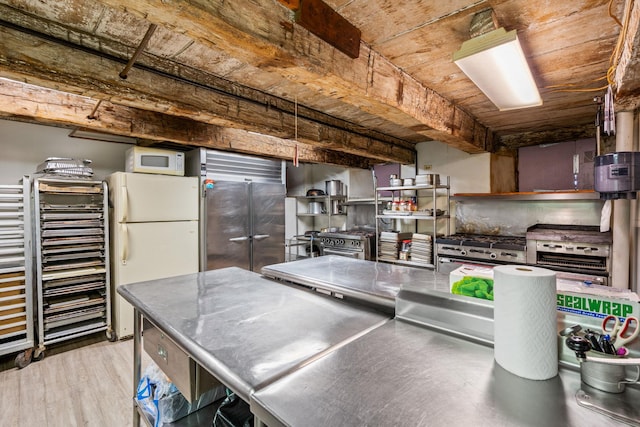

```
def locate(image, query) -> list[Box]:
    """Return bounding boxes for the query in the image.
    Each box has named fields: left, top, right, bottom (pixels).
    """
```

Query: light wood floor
left=0, top=334, right=149, bottom=427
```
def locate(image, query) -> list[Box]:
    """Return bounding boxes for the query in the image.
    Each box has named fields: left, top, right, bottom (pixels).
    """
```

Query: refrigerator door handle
left=254, top=234, right=270, bottom=241
left=121, top=223, right=129, bottom=264
left=229, top=236, right=249, bottom=242
left=121, top=185, right=128, bottom=222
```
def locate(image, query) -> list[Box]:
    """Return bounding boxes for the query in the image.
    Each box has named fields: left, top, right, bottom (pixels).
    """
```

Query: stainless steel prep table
left=261, top=255, right=451, bottom=311
left=117, top=267, right=390, bottom=425
left=251, top=318, right=640, bottom=426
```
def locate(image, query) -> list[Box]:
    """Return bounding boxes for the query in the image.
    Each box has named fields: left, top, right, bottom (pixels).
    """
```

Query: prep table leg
left=133, top=308, right=142, bottom=427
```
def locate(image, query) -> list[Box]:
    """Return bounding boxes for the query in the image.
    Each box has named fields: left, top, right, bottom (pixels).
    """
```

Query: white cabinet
left=375, top=177, right=450, bottom=268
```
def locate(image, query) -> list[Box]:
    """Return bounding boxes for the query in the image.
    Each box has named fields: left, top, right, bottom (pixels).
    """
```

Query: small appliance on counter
left=594, top=151, right=640, bottom=199
left=126, top=146, right=185, bottom=176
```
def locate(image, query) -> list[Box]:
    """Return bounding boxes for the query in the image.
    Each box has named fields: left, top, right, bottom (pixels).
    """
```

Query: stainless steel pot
left=325, top=180, right=343, bottom=196
left=331, top=199, right=342, bottom=214
left=308, top=201, right=325, bottom=214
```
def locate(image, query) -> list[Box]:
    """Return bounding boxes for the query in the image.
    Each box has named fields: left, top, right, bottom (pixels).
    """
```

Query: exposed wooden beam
left=295, top=0, right=361, bottom=59
left=0, top=24, right=413, bottom=164
left=0, top=78, right=372, bottom=168
left=96, top=0, right=490, bottom=153
left=0, top=3, right=412, bottom=150
left=613, top=0, right=640, bottom=110
left=497, top=124, right=597, bottom=150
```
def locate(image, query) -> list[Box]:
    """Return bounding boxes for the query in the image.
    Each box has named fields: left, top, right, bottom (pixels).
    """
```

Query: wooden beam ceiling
left=94, top=0, right=491, bottom=153
left=0, top=23, right=413, bottom=165
left=0, top=78, right=373, bottom=168
left=0, top=0, right=629, bottom=159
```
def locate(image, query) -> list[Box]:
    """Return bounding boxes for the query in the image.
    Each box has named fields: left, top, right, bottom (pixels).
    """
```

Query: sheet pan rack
left=0, top=180, right=35, bottom=368
left=33, top=177, right=113, bottom=360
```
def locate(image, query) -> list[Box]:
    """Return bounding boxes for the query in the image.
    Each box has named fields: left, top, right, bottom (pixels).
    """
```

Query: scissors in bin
left=602, top=315, right=640, bottom=347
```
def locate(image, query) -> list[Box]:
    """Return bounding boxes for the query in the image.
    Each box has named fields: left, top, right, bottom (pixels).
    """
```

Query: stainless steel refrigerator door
left=205, top=181, right=251, bottom=271
left=251, top=182, right=285, bottom=271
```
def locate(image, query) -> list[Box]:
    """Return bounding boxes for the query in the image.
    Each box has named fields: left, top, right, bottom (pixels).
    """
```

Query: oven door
left=322, top=247, right=364, bottom=260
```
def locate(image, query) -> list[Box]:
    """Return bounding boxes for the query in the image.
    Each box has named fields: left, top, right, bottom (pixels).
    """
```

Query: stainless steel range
left=526, top=224, right=612, bottom=285
left=435, top=234, right=527, bottom=265
left=435, top=224, right=612, bottom=285
left=318, top=230, right=376, bottom=260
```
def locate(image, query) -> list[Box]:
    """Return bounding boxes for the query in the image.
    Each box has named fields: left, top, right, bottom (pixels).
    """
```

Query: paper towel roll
left=493, top=265, right=558, bottom=380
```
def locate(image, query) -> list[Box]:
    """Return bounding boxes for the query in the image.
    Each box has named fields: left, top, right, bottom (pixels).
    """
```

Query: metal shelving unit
left=375, top=177, right=450, bottom=268
left=33, top=177, right=112, bottom=359
left=291, top=195, right=346, bottom=260
left=0, top=180, right=35, bottom=368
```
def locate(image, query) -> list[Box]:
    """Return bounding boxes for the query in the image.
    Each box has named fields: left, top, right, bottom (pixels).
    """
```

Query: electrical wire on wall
left=293, top=96, right=299, bottom=168
left=544, top=0, right=632, bottom=154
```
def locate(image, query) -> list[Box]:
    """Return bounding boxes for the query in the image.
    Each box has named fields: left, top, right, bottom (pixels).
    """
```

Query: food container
left=403, top=178, right=414, bottom=186
left=390, top=177, right=403, bottom=187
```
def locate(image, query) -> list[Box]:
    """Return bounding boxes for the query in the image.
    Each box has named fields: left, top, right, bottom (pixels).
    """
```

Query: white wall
left=0, top=119, right=130, bottom=183
left=416, top=140, right=491, bottom=194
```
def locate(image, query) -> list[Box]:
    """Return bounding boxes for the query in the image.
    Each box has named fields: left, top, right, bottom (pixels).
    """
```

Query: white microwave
left=125, top=147, right=185, bottom=176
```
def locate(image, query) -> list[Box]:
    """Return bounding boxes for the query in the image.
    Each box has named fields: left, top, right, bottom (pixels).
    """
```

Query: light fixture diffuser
left=453, top=28, right=542, bottom=111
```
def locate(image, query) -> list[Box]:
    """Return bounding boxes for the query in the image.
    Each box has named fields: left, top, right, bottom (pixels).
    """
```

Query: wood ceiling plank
left=0, top=78, right=371, bottom=167
left=0, top=24, right=413, bottom=163
left=92, top=0, right=489, bottom=152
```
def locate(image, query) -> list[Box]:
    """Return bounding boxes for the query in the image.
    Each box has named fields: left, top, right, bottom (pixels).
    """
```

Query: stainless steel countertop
left=117, top=267, right=390, bottom=402
left=251, top=319, right=640, bottom=427
left=261, top=256, right=451, bottom=310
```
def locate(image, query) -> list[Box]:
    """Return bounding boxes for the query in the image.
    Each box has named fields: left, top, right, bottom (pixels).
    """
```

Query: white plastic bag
left=136, top=362, right=175, bottom=427
left=136, top=361, right=226, bottom=425
left=600, top=199, right=611, bottom=232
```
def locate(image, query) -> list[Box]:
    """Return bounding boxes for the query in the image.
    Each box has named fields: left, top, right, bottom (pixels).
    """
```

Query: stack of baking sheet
left=410, top=233, right=432, bottom=264
left=379, top=231, right=412, bottom=261
left=34, top=177, right=109, bottom=345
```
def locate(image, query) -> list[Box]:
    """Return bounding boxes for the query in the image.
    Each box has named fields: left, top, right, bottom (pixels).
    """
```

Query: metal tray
left=41, top=236, right=104, bottom=246
left=43, top=274, right=105, bottom=289
left=42, top=259, right=104, bottom=272
left=43, top=251, right=103, bottom=263
left=44, top=281, right=105, bottom=297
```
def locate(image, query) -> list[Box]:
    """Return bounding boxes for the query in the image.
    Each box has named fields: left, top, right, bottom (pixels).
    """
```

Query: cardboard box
left=449, top=264, right=495, bottom=301
left=448, top=265, right=640, bottom=321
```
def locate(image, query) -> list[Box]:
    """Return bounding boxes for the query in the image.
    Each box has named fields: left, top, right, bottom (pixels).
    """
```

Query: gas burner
left=435, top=234, right=526, bottom=251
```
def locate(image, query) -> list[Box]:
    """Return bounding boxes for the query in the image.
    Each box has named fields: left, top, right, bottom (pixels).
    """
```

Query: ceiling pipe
left=612, top=110, right=634, bottom=289
left=87, top=99, right=102, bottom=120
left=119, top=23, right=157, bottom=79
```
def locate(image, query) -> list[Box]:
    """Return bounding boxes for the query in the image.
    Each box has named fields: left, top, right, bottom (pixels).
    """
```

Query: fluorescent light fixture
left=69, top=128, right=137, bottom=144
left=453, top=28, right=542, bottom=111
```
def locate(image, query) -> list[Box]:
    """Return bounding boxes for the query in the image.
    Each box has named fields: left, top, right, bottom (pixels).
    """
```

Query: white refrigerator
left=107, top=172, right=199, bottom=339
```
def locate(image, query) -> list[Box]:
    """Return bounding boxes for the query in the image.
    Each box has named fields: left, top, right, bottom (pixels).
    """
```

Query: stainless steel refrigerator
left=187, top=149, right=286, bottom=272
